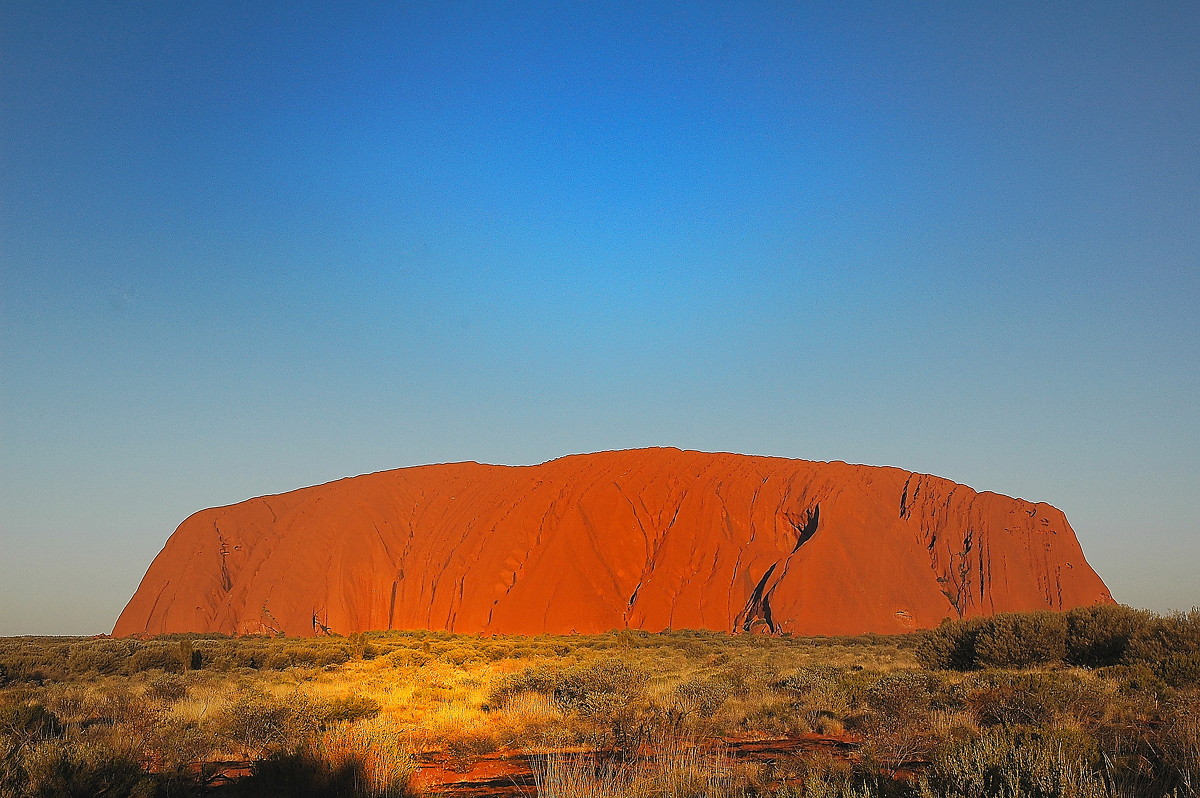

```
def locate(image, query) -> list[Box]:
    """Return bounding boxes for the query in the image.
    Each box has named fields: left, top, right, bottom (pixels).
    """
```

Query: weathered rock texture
left=114, top=448, right=1113, bottom=637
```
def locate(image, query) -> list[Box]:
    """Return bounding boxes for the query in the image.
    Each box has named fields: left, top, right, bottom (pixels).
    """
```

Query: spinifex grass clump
left=923, top=727, right=1109, bottom=798
left=533, top=745, right=741, bottom=798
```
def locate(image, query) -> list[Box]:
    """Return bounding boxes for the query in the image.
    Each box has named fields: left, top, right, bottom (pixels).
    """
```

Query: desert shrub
left=0, top=641, right=69, bottom=685
left=1158, top=690, right=1200, bottom=793
left=216, top=694, right=316, bottom=759
left=125, top=645, right=185, bottom=675
left=311, top=695, right=382, bottom=726
left=775, top=667, right=841, bottom=696
left=313, top=716, right=414, bottom=797
left=916, top=608, right=1184, bottom=672
left=973, top=612, right=1067, bottom=669
left=776, top=666, right=869, bottom=734
left=213, top=689, right=382, bottom=763
left=553, top=659, right=646, bottom=714
left=829, top=668, right=879, bottom=708
left=663, top=676, right=735, bottom=734
left=19, top=739, right=161, bottom=798
left=854, top=672, right=943, bottom=766
left=66, top=642, right=128, bottom=676
left=222, top=751, right=359, bottom=798
left=796, top=689, right=853, bottom=736
left=1096, top=663, right=1167, bottom=696
left=35, top=687, right=89, bottom=738
left=1124, top=609, right=1200, bottom=666
left=0, top=702, right=63, bottom=746
left=144, top=672, right=188, bottom=703
left=927, top=727, right=1104, bottom=798
left=436, top=644, right=483, bottom=666
left=263, top=645, right=350, bottom=670
left=864, top=672, right=942, bottom=718
left=1155, top=651, right=1200, bottom=690
left=384, top=648, right=432, bottom=668
left=311, top=644, right=353, bottom=667
left=552, top=659, right=651, bottom=752
left=88, top=682, right=157, bottom=728
left=144, top=716, right=220, bottom=777
left=176, top=639, right=198, bottom=672
left=727, top=691, right=811, bottom=737
left=442, top=727, right=503, bottom=770
left=1064, top=604, right=1146, bottom=668
left=224, top=644, right=271, bottom=670
left=965, top=671, right=1108, bottom=731
left=533, top=747, right=745, bottom=798
left=915, top=618, right=986, bottom=670
left=485, top=664, right=564, bottom=708
left=345, top=633, right=370, bottom=661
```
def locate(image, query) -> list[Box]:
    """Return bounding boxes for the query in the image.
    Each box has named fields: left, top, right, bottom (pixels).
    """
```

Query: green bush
left=1064, top=604, right=1145, bottom=667
left=1155, top=651, right=1200, bottom=689
left=0, top=641, right=70, bottom=685
left=774, top=666, right=841, bottom=696
left=863, top=671, right=944, bottom=720
left=1096, top=663, right=1166, bottom=696
left=1159, top=690, right=1200, bottom=792
left=66, top=643, right=127, bottom=676
left=663, top=676, right=734, bottom=733
left=485, top=664, right=564, bottom=708
left=973, top=612, right=1067, bottom=669
left=857, top=672, right=943, bottom=766
left=916, top=618, right=986, bottom=670
left=125, top=645, right=185, bottom=675
left=552, top=659, right=646, bottom=714
left=1124, top=609, right=1200, bottom=666
left=551, top=659, right=650, bottom=752
left=916, top=606, right=1199, bottom=673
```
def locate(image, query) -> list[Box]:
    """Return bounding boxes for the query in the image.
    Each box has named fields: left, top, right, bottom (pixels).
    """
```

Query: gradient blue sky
left=2, top=2, right=1197, bottom=635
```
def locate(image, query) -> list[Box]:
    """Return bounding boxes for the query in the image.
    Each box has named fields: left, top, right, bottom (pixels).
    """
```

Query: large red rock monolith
left=114, top=448, right=1112, bottom=637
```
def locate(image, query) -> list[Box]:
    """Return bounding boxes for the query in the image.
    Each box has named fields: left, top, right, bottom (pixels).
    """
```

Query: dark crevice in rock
left=214, top=524, right=233, bottom=592
left=737, top=563, right=779, bottom=632
left=388, top=579, right=400, bottom=629
left=312, top=609, right=334, bottom=636
left=786, top=505, right=821, bottom=553
left=627, top=582, right=641, bottom=609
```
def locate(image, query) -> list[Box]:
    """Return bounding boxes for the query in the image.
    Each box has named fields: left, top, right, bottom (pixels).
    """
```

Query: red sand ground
left=412, top=735, right=863, bottom=798
left=114, top=448, right=1112, bottom=637
left=192, top=736, right=865, bottom=797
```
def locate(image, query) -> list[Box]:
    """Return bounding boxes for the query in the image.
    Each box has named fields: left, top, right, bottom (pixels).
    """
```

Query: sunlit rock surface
left=115, top=448, right=1113, bottom=637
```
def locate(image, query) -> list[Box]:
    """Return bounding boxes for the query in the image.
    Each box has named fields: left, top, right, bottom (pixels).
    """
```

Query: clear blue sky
left=2, top=1, right=1197, bottom=635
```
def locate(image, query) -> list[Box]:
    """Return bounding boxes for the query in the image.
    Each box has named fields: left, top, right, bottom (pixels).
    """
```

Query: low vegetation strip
left=1, top=609, right=1198, bottom=797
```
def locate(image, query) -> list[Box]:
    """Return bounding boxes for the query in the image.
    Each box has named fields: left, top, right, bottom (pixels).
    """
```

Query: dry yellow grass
left=317, top=716, right=415, bottom=797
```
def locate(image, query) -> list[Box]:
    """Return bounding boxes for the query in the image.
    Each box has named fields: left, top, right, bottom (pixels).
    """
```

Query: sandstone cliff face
left=114, top=448, right=1113, bottom=637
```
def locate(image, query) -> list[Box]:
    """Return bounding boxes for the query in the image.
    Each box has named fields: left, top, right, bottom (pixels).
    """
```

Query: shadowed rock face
left=114, top=448, right=1113, bottom=637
